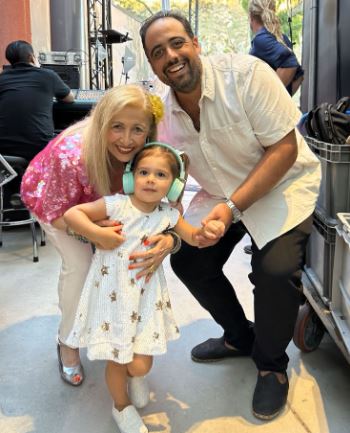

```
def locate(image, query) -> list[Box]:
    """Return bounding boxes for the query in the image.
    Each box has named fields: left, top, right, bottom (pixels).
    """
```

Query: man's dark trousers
left=170, top=215, right=312, bottom=372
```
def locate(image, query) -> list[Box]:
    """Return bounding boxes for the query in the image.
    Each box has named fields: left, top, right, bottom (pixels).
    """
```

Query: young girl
left=64, top=143, right=224, bottom=433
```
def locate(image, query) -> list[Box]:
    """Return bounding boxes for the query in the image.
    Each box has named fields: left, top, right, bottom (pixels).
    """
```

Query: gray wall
left=50, top=0, right=83, bottom=51
left=301, top=0, right=350, bottom=112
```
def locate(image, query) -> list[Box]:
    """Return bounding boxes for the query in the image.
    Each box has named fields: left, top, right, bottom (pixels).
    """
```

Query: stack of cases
left=305, top=137, right=350, bottom=303
left=330, top=213, right=350, bottom=352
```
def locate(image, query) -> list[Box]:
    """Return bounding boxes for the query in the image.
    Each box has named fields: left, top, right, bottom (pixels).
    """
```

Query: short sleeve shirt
left=0, top=63, right=71, bottom=160
left=158, top=53, right=321, bottom=249
left=249, top=28, right=304, bottom=95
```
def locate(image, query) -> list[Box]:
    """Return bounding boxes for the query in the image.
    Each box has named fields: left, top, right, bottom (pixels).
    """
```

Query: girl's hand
left=192, top=220, right=225, bottom=248
left=93, top=226, right=125, bottom=250
left=201, top=220, right=225, bottom=239
left=195, top=204, right=231, bottom=248
left=128, top=233, right=174, bottom=283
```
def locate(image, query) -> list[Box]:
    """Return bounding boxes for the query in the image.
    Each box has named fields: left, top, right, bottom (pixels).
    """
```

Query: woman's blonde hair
left=249, top=0, right=286, bottom=46
left=81, top=84, right=159, bottom=195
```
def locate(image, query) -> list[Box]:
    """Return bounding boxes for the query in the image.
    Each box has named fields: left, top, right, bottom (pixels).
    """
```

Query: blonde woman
left=248, top=0, right=304, bottom=95
left=21, top=85, right=178, bottom=386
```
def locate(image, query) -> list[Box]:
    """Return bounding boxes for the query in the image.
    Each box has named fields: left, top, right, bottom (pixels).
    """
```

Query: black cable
left=287, top=0, right=294, bottom=48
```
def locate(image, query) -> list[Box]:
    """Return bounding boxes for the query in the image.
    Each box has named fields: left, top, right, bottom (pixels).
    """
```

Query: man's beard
left=164, top=59, right=201, bottom=93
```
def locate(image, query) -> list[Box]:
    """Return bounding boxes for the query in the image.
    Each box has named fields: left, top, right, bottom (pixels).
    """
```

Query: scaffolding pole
left=87, top=0, right=113, bottom=89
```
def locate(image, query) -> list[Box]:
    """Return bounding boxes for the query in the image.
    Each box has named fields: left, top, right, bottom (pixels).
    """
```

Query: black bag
left=305, top=96, right=350, bottom=144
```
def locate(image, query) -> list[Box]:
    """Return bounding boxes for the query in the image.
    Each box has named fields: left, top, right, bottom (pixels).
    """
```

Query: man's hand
left=195, top=203, right=232, bottom=247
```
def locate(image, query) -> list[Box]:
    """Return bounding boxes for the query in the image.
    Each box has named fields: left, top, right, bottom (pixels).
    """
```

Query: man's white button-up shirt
left=158, top=53, right=321, bottom=249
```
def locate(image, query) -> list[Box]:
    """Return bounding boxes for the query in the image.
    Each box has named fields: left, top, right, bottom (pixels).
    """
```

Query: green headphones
left=122, top=141, right=186, bottom=202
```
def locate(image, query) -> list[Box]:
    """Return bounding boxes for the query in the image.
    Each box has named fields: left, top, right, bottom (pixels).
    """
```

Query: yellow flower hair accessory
left=148, top=94, right=164, bottom=125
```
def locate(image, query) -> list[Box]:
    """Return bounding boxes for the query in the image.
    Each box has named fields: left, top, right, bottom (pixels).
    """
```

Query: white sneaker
left=128, top=376, right=150, bottom=409
left=112, top=405, right=148, bottom=433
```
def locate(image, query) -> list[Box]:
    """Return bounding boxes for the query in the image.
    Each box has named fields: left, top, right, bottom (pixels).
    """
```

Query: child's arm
left=173, top=215, right=225, bottom=247
left=64, top=198, right=125, bottom=250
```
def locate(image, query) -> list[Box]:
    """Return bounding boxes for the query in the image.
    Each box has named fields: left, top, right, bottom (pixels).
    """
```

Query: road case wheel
left=293, top=302, right=325, bottom=352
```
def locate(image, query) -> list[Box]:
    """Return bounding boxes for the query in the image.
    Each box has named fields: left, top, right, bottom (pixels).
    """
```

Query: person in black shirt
left=0, top=40, right=74, bottom=161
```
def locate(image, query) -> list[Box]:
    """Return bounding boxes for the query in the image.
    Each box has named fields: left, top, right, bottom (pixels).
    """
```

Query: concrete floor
left=1, top=190, right=350, bottom=433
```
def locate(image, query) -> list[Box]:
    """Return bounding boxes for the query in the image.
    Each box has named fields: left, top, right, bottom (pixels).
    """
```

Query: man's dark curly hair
left=140, top=10, right=194, bottom=55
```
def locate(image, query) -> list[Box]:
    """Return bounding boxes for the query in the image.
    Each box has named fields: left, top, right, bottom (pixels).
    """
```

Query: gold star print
left=112, top=348, right=119, bottom=359
left=101, top=321, right=110, bottom=331
left=109, top=291, right=117, bottom=302
left=153, top=332, right=160, bottom=340
left=141, top=287, right=145, bottom=295
left=101, top=265, right=109, bottom=276
left=166, top=300, right=172, bottom=309
left=140, top=234, right=148, bottom=244
left=130, top=311, right=138, bottom=323
left=94, top=281, right=100, bottom=288
left=155, top=300, right=163, bottom=311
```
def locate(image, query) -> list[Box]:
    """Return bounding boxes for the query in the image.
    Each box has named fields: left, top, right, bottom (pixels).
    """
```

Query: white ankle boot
left=112, top=405, right=148, bottom=433
left=128, top=376, right=150, bottom=409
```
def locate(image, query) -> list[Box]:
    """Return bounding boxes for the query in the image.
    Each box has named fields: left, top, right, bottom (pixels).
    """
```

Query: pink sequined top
left=21, top=132, right=99, bottom=223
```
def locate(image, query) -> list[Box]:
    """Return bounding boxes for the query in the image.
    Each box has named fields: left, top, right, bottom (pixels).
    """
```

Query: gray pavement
left=1, top=190, right=350, bottom=433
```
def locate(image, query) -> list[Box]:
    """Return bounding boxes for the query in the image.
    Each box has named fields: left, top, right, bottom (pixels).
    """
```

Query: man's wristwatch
left=225, top=199, right=243, bottom=223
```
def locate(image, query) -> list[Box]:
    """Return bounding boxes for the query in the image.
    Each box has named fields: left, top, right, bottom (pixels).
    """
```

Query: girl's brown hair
left=133, top=145, right=181, bottom=179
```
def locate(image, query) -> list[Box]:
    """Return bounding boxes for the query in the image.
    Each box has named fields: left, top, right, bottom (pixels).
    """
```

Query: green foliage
left=113, top=0, right=159, bottom=20
left=239, top=0, right=303, bottom=45
left=114, top=0, right=303, bottom=54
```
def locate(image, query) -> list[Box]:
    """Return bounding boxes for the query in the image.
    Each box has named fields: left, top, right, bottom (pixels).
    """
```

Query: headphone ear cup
left=167, top=178, right=185, bottom=202
left=122, top=172, right=134, bottom=194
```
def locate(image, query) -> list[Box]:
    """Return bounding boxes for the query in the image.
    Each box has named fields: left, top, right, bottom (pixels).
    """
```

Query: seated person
left=0, top=40, right=74, bottom=210
left=0, top=40, right=74, bottom=161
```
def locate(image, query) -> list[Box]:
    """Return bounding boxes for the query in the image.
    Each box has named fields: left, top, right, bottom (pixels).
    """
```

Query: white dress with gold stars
left=66, top=194, right=181, bottom=363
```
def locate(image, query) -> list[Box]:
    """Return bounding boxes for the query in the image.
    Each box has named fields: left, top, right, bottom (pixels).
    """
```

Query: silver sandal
left=57, top=342, right=84, bottom=386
